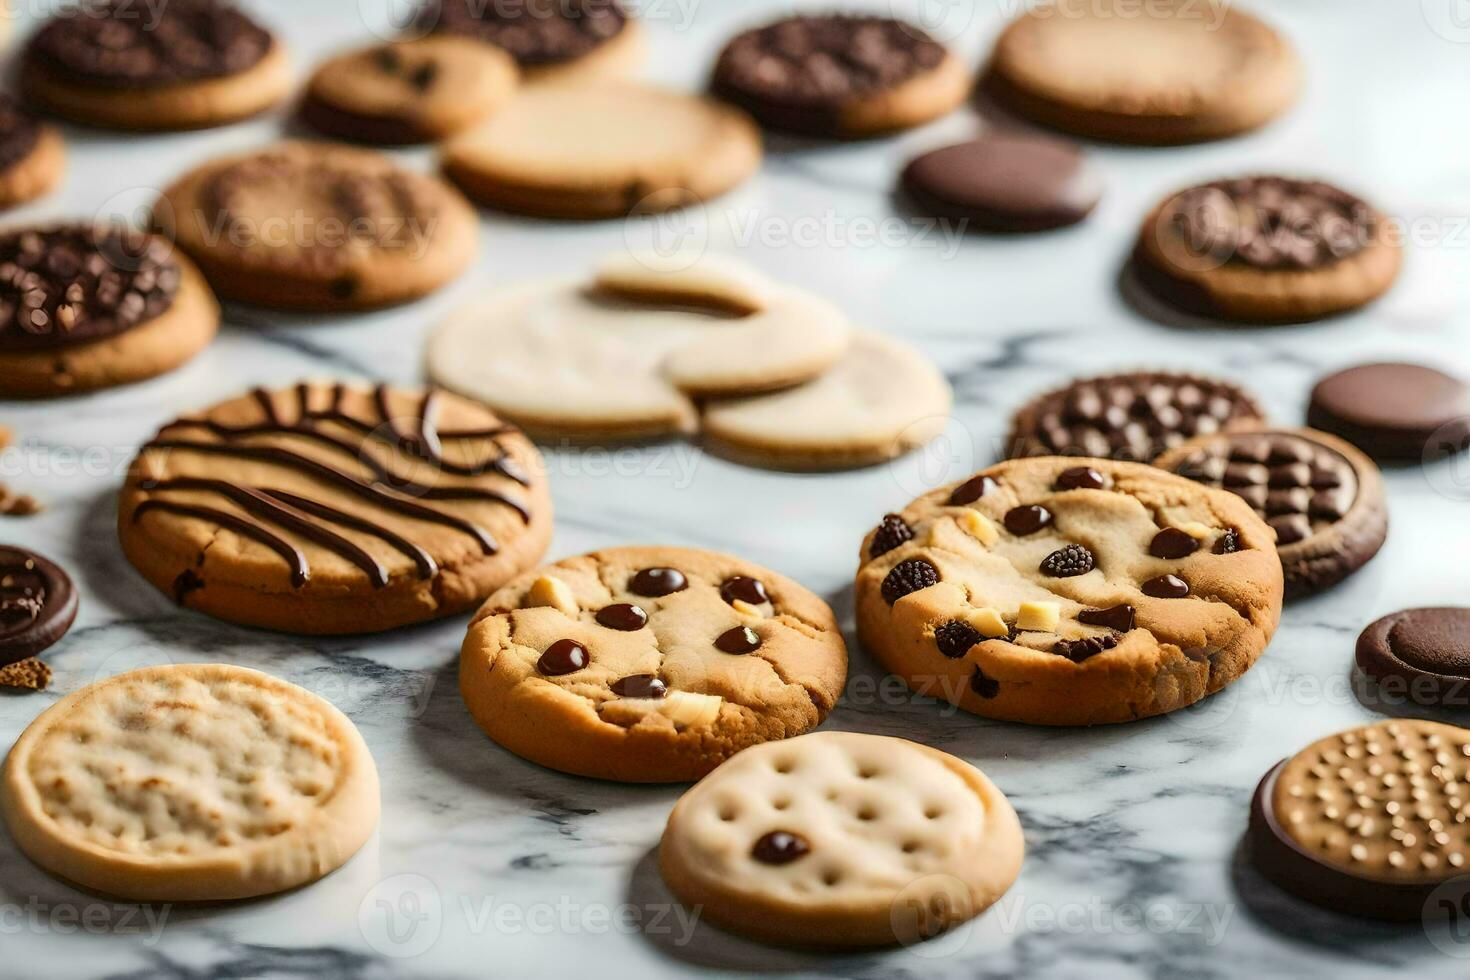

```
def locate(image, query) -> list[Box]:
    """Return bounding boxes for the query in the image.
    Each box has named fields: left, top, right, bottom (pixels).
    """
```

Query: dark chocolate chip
left=537, top=639, right=589, bottom=676
left=715, top=626, right=761, bottom=654
left=1078, top=604, right=1135, bottom=633
left=751, top=830, right=810, bottom=864
left=880, top=558, right=939, bottom=605
left=1040, top=543, right=1095, bottom=577
left=1149, top=527, right=1201, bottom=559
left=868, top=513, right=915, bottom=558
left=595, top=603, right=647, bottom=631
left=1142, top=574, right=1191, bottom=599
left=970, top=665, right=1000, bottom=699
left=720, top=576, right=768, bottom=607
left=1055, top=466, right=1107, bottom=491
left=610, top=673, right=666, bottom=699
left=630, top=567, right=687, bottom=597
left=948, top=474, right=999, bottom=506
left=1004, top=505, right=1053, bottom=536
left=934, top=620, right=983, bottom=659
left=1214, top=529, right=1242, bottom=554
left=1053, top=634, right=1120, bottom=663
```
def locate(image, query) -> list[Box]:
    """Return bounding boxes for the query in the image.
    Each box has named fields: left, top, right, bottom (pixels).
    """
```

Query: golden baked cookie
left=855, top=457, right=1283, bottom=725
left=0, top=224, right=219, bottom=398
left=659, top=731, right=1023, bottom=947
left=118, top=382, right=552, bottom=634
left=0, top=95, right=63, bottom=210
left=1, top=663, right=379, bottom=901
left=459, top=546, right=848, bottom=782
left=986, top=0, right=1299, bottom=144
left=441, top=84, right=762, bottom=219
left=20, top=0, right=291, bottom=131
left=302, top=36, right=518, bottom=145
left=155, top=141, right=478, bottom=310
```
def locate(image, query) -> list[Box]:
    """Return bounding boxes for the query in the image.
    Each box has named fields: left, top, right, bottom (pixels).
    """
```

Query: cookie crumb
left=0, top=658, right=51, bottom=690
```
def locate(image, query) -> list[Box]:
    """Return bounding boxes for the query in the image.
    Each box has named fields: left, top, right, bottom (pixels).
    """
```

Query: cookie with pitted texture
left=1156, top=427, right=1387, bottom=598
left=1250, top=720, right=1470, bottom=920
left=420, top=0, right=643, bottom=83
left=155, top=141, right=478, bottom=310
left=711, top=14, right=971, bottom=138
left=459, top=546, right=848, bottom=782
left=986, top=0, right=1298, bottom=144
left=21, top=0, right=291, bottom=131
left=118, top=382, right=552, bottom=634
left=0, top=95, right=64, bottom=210
left=1007, top=371, right=1265, bottom=462
left=659, top=731, right=1023, bottom=947
left=1, top=663, right=379, bottom=901
left=1133, top=176, right=1402, bottom=322
left=855, top=457, right=1283, bottom=725
left=302, top=36, right=518, bottom=145
left=0, top=224, right=219, bottom=397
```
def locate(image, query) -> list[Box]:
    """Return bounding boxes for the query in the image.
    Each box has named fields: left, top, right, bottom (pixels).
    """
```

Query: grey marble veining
left=2, top=1, right=1469, bottom=977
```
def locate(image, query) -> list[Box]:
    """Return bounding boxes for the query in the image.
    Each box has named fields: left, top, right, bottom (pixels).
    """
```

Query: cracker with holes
left=659, top=731, right=1023, bottom=946
left=459, top=547, right=847, bottom=782
left=856, top=457, right=1283, bottom=725
left=1, top=664, right=379, bottom=901
left=1250, top=720, right=1470, bottom=920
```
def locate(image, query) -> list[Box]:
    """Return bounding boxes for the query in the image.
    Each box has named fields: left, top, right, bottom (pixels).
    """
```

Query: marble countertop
left=3, top=1, right=1470, bottom=977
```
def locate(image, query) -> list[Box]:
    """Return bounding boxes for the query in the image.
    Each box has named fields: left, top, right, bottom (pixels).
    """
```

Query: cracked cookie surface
left=459, top=546, right=847, bottom=782
left=855, top=457, right=1282, bottom=725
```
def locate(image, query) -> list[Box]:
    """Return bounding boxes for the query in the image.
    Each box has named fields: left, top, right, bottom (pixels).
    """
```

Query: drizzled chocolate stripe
left=263, top=488, right=438, bottom=579
left=132, top=500, right=309, bottom=588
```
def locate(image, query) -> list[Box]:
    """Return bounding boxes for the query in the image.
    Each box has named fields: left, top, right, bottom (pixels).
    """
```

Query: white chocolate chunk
left=967, top=607, right=1010, bottom=639
left=1179, top=522, right=1213, bottom=541
left=959, top=511, right=999, bottom=547
left=525, top=575, right=578, bottom=617
left=601, top=692, right=724, bottom=729
left=1016, top=601, right=1060, bottom=632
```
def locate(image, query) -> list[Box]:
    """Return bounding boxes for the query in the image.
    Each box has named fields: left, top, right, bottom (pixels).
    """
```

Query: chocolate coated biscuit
left=1307, top=363, right=1470, bottom=462
left=1357, top=608, right=1470, bottom=707
left=0, top=546, right=78, bottom=667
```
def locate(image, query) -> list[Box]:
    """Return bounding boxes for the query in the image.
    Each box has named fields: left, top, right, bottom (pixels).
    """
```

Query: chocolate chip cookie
left=0, top=224, right=220, bottom=397
left=1133, top=177, right=1402, bottom=322
left=855, top=457, right=1283, bottom=725
left=711, top=14, right=971, bottom=138
left=0, top=95, right=64, bottom=210
left=118, top=382, right=552, bottom=634
left=420, top=0, right=643, bottom=83
left=1356, top=608, right=1470, bottom=708
left=459, top=547, right=848, bottom=782
left=1250, top=720, right=1470, bottom=920
left=659, top=732, right=1023, bottom=947
left=1308, top=363, right=1470, bottom=462
left=1155, top=427, right=1387, bottom=598
left=1007, top=371, right=1266, bottom=462
left=986, top=0, right=1299, bottom=144
left=155, top=142, right=478, bottom=310
left=21, top=0, right=291, bottom=131
left=302, top=37, right=518, bottom=145
left=0, top=546, right=77, bottom=692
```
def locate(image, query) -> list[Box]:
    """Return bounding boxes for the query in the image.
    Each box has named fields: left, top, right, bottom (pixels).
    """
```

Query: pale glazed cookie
left=659, top=731, right=1023, bottom=947
left=856, top=456, right=1283, bottom=725
left=302, top=36, right=518, bottom=145
left=987, top=0, right=1298, bottom=144
left=441, top=84, right=761, bottom=218
left=1, top=663, right=379, bottom=901
left=0, top=95, right=64, bottom=210
left=156, top=141, right=478, bottom=310
left=1250, top=720, right=1470, bottom=920
left=702, top=331, right=952, bottom=470
left=427, top=251, right=850, bottom=439
left=460, top=546, right=848, bottom=782
left=119, top=382, right=552, bottom=634
left=1134, top=177, right=1402, bottom=323
left=420, top=0, right=643, bottom=84
left=711, top=14, right=971, bottom=139
left=0, top=224, right=219, bottom=398
left=21, top=0, right=291, bottom=131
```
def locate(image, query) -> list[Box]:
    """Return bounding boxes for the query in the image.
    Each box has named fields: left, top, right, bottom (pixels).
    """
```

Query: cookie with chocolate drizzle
left=118, top=382, right=552, bottom=634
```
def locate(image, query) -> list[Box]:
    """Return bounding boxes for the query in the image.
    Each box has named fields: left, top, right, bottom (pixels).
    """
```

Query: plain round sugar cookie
left=302, top=37, right=518, bottom=145
left=1, top=663, right=379, bottom=902
left=0, top=95, right=64, bottom=209
left=156, top=141, right=478, bottom=310
left=419, top=0, right=643, bottom=84
left=118, top=382, right=552, bottom=634
left=701, top=331, right=952, bottom=470
left=1307, top=363, right=1470, bottom=462
left=1155, top=427, right=1387, bottom=599
left=986, top=0, right=1298, bottom=144
left=427, top=252, right=850, bottom=439
left=855, top=457, right=1283, bottom=726
left=711, top=14, right=970, bottom=138
left=441, top=84, right=761, bottom=218
left=0, top=224, right=219, bottom=398
left=659, top=731, right=1023, bottom=947
left=459, top=547, right=848, bottom=783
left=1356, top=608, right=1470, bottom=707
left=21, top=0, right=291, bottom=131
left=1134, top=177, right=1402, bottom=323
left=1249, top=720, right=1470, bottom=920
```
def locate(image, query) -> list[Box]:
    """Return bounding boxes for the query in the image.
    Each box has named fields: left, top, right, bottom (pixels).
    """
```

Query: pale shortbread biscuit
left=459, top=547, right=848, bottom=782
left=441, top=83, right=762, bottom=218
left=856, top=457, right=1283, bottom=725
left=659, top=731, right=1023, bottom=947
left=1, top=664, right=379, bottom=901
left=426, top=252, right=851, bottom=440
left=702, top=331, right=952, bottom=470
left=987, top=0, right=1299, bottom=144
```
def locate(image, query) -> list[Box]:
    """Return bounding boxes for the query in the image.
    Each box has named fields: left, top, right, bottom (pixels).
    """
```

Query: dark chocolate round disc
left=901, top=133, right=1102, bottom=232
left=1308, top=363, right=1470, bottom=462
left=0, top=546, right=78, bottom=667
left=1356, top=607, right=1470, bottom=706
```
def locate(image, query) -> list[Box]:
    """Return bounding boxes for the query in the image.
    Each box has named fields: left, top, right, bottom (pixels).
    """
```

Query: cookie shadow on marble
left=1349, top=664, right=1470, bottom=722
